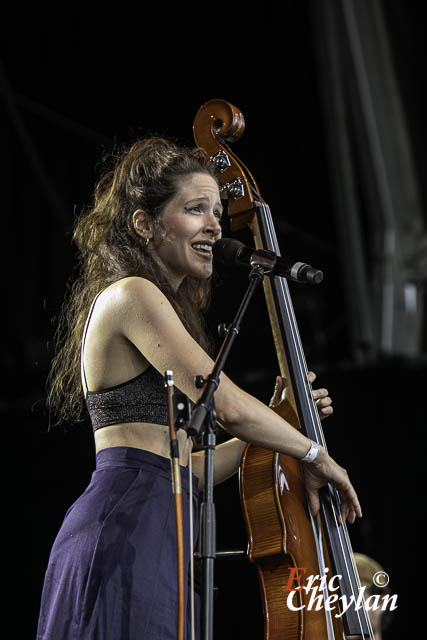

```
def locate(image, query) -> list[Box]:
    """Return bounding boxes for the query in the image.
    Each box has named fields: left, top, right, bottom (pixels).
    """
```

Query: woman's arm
left=193, top=373, right=335, bottom=492
left=114, top=278, right=312, bottom=457
left=113, top=277, right=361, bottom=523
left=191, top=437, right=247, bottom=492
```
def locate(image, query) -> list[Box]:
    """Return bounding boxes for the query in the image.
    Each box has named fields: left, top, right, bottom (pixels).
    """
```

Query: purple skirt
left=37, top=446, right=200, bottom=639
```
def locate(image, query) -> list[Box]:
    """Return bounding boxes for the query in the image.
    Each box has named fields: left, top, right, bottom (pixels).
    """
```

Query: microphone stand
left=185, top=255, right=274, bottom=640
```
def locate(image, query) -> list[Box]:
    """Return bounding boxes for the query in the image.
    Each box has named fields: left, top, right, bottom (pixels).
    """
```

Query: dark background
left=2, top=2, right=425, bottom=637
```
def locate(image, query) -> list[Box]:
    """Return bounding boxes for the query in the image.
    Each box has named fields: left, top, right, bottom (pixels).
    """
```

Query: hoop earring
left=144, top=236, right=151, bottom=248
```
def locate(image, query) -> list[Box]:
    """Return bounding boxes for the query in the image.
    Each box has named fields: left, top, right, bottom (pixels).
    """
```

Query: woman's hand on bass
left=302, top=448, right=362, bottom=524
left=270, top=372, right=333, bottom=420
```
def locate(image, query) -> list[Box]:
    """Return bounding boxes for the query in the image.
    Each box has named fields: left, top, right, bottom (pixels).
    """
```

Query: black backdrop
left=2, top=2, right=425, bottom=637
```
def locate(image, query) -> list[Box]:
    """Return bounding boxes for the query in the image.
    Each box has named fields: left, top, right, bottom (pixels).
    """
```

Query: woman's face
left=150, top=172, right=223, bottom=288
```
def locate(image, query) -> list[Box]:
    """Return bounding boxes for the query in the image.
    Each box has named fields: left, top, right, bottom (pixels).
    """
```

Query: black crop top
left=85, top=368, right=170, bottom=431
left=82, top=289, right=169, bottom=431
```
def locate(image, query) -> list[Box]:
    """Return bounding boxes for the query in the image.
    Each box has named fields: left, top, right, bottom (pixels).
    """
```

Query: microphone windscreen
left=212, top=238, right=244, bottom=266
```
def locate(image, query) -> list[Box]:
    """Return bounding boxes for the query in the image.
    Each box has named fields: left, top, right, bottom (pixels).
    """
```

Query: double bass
left=193, top=99, right=374, bottom=639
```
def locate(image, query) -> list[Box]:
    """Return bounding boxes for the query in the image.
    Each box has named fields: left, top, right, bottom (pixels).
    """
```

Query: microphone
left=213, top=238, right=323, bottom=284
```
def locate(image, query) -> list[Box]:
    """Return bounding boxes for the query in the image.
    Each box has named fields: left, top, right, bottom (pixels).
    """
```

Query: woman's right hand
left=302, top=448, right=362, bottom=524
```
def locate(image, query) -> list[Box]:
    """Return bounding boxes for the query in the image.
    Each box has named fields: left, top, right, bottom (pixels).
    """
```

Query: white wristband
left=300, top=440, right=321, bottom=463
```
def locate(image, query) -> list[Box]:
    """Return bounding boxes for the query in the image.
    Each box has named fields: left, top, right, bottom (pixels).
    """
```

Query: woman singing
left=37, top=137, right=361, bottom=639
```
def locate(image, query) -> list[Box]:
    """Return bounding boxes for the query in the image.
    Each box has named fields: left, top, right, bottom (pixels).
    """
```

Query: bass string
left=262, top=203, right=328, bottom=446
left=320, top=490, right=373, bottom=637
left=308, top=507, right=338, bottom=640
left=336, top=505, right=375, bottom=638
left=262, top=203, right=373, bottom=637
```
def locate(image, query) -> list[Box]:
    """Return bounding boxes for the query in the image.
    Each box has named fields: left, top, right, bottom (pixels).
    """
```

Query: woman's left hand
left=269, top=371, right=333, bottom=420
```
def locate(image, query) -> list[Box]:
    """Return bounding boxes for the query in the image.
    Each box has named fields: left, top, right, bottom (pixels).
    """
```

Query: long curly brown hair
left=47, top=137, right=219, bottom=426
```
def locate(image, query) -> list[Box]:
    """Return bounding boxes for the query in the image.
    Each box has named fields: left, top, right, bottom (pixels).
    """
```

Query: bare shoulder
left=83, top=277, right=170, bottom=345
left=104, top=276, right=187, bottom=347
left=105, top=275, right=161, bottom=298
left=108, top=276, right=175, bottom=321
left=105, top=276, right=211, bottom=403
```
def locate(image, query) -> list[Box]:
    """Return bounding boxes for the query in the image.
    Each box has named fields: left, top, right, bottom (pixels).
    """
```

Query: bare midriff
left=94, top=421, right=193, bottom=467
